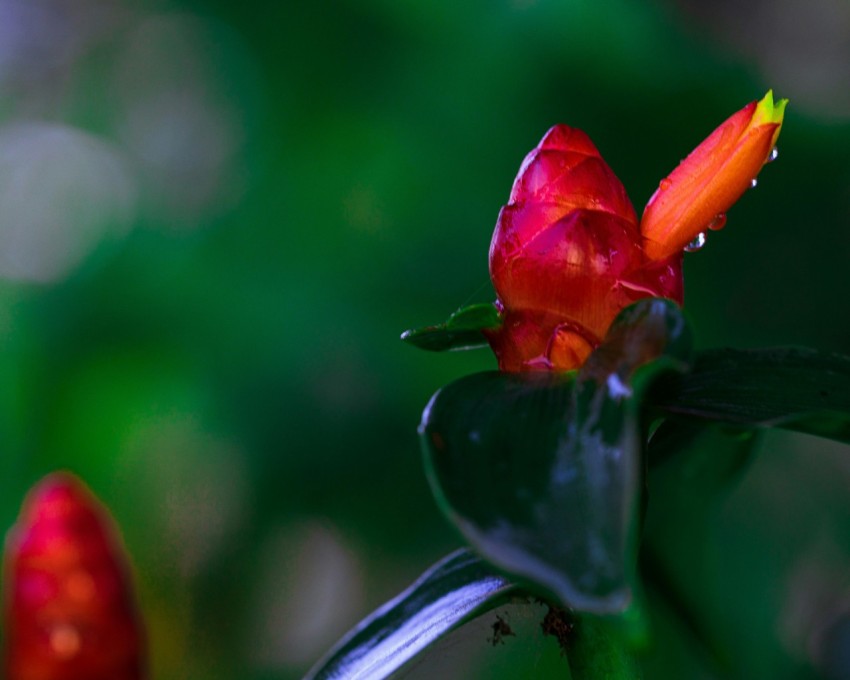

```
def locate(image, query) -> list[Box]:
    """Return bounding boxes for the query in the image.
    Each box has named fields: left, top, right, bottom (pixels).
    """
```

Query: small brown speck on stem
left=488, top=614, right=515, bottom=646
left=540, top=602, right=575, bottom=655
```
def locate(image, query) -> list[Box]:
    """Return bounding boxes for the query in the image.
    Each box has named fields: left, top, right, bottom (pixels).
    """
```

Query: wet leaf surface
left=420, top=299, right=692, bottom=613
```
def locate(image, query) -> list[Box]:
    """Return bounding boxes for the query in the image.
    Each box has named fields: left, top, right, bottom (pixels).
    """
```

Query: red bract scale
left=485, top=92, right=786, bottom=372
left=3, top=473, right=146, bottom=680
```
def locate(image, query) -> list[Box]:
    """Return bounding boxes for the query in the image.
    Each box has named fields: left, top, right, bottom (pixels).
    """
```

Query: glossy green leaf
left=400, top=303, right=501, bottom=352
left=420, top=299, right=692, bottom=613
left=304, top=549, right=518, bottom=680
left=649, top=347, right=850, bottom=444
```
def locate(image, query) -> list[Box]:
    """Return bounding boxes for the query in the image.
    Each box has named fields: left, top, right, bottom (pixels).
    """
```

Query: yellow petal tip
left=754, top=90, right=787, bottom=126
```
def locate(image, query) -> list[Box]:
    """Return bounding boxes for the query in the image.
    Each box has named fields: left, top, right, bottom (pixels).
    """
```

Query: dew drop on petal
left=768, top=147, right=779, bottom=162
left=49, top=623, right=82, bottom=659
left=750, top=178, right=758, bottom=188
left=684, top=232, right=707, bottom=252
left=707, top=213, right=727, bottom=231
left=659, top=178, right=672, bottom=191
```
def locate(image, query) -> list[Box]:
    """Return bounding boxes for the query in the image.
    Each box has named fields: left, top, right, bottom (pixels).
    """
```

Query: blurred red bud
left=4, top=472, right=146, bottom=680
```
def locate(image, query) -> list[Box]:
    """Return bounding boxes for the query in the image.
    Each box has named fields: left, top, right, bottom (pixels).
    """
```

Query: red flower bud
left=486, top=126, right=682, bottom=371
left=4, top=473, right=146, bottom=680
left=486, top=93, right=785, bottom=372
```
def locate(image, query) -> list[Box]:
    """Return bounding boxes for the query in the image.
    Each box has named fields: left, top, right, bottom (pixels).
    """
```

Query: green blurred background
left=0, top=0, right=849, bottom=677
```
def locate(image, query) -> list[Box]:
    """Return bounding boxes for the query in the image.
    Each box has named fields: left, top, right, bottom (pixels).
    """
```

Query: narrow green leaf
left=401, top=303, right=501, bottom=352
left=649, top=347, right=850, bottom=444
left=420, top=299, right=692, bottom=613
left=304, top=549, right=517, bottom=680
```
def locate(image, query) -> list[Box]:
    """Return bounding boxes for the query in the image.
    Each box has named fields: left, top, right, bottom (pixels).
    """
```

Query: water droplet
left=659, top=178, right=672, bottom=191
left=684, top=232, right=706, bottom=252
left=49, top=623, right=82, bottom=659
left=768, top=147, right=779, bottom=162
left=750, top=178, right=758, bottom=189
left=606, top=373, right=633, bottom=400
left=707, top=213, right=727, bottom=231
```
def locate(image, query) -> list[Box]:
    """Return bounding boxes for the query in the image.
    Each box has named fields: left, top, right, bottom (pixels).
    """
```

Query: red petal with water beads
left=4, top=473, right=146, bottom=680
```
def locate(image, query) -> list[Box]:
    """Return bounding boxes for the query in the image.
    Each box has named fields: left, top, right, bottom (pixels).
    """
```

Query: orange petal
left=641, top=91, right=786, bottom=261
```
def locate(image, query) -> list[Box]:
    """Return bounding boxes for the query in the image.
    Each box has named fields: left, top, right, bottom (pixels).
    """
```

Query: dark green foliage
left=419, top=300, right=690, bottom=613
left=650, top=347, right=850, bottom=443
left=314, top=300, right=850, bottom=679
